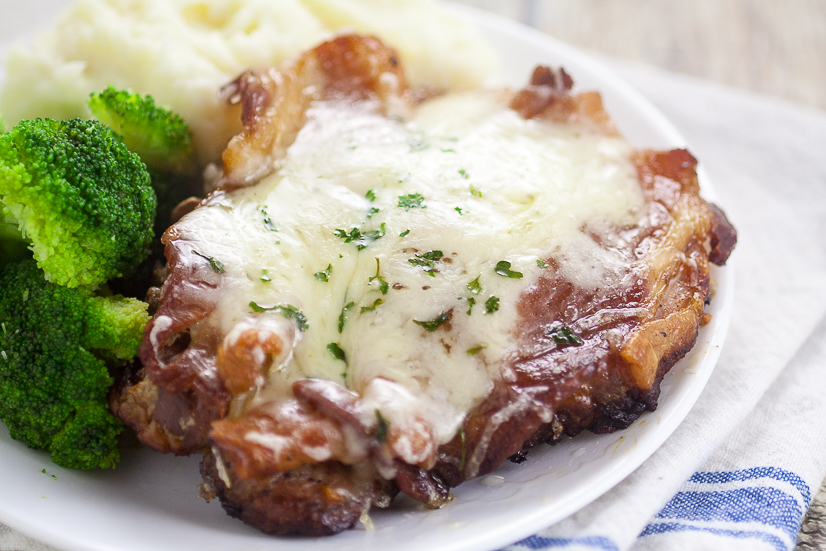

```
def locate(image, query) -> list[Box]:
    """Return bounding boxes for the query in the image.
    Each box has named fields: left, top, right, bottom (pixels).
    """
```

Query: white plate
left=0, top=3, right=735, bottom=551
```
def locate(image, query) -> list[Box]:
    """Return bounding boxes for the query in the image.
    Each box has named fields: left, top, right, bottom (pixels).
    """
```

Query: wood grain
left=454, top=0, right=826, bottom=110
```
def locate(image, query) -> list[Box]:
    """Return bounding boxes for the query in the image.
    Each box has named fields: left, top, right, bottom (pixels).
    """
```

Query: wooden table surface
left=455, top=1, right=826, bottom=549
left=457, top=0, right=826, bottom=111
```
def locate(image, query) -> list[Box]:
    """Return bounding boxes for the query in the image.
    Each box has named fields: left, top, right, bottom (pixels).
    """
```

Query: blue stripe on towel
left=508, top=535, right=620, bottom=551
left=639, top=467, right=810, bottom=551
left=655, top=487, right=803, bottom=539
left=641, top=522, right=788, bottom=551
left=689, top=467, right=811, bottom=505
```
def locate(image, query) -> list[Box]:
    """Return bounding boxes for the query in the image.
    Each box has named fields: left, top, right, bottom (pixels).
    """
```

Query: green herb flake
left=314, top=264, right=333, bottom=282
left=365, top=189, right=377, bottom=201
left=537, top=259, right=548, bottom=269
left=334, top=224, right=386, bottom=250
left=193, top=250, right=225, bottom=274
left=470, top=185, right=482, bottom=198
left=260, top=270, right=272, bottom=283
left=455, top=206, right=466, bottom=215
left=495, top=260, right=523, bottom=279
left=375, top=410, right=390, bottom=443
left=408, top=250, right=443, bottom=277
left=398, top=193, right=426, bottom=211
left=367, top=206, right=380, bottom=218
left=485, top=296, right=500, bottom=314
left=466, top=275, right=483, bottom=295
left=458, top=169, right=469, bottom=179
left=338, top=301, right=355, bottom=333
left=360, top=298, right=384, bottom=313
left=399, top=229, right=411, bottom=237
left=327, top=342, right=346, bottom=362
left=413, top=310, right=452, bottom=332
left=466, top=343, right=488, bottom=355
left=549, top=325, right=584, bottom=347
left=441, top=148, right=455, bottom=153
left=261, top=207, right=278, bottom=232
left=466, top=296, right=476, bottom=316
left=368, top=258, right=389, bottom=295
left=249, top=301, right=309, bottom=332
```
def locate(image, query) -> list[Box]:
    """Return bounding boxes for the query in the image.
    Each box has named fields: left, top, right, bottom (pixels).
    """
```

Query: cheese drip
left=175, top=90, right=645, bottom=443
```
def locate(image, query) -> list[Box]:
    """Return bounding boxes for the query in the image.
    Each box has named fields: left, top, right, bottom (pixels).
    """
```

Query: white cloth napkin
left=499, top=60, right=826, bottom=551
left=2, top=62, right=826, bottom=551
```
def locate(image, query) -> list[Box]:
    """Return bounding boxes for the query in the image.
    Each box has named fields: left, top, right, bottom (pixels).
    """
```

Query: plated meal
left=0, top=0, right=735, bottom=547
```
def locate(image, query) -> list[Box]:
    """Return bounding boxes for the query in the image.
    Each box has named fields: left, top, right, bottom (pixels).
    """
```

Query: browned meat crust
left=110, top=36, right=737, bottom=536
left=201, top=451, right=397, bottom=536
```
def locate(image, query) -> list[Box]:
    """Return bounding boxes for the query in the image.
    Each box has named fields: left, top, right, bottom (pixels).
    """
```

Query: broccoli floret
left=88, top=88, right=201, bottom=242
left=0, top=118, right=156, bottom=288
left=88, top=87, right=192, bottom=173
left=0, top=259, right=149, bottom=469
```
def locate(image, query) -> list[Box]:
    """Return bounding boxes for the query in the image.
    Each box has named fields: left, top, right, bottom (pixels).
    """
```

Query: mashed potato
left=0, top=0, right=497, bottom=165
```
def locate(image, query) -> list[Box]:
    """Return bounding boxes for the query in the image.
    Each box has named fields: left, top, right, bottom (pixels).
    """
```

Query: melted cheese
left=175, top=90, right=645, bottom=443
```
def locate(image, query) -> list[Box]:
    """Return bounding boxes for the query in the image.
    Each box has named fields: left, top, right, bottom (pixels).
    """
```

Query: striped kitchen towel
left=500, top=62, right=826, bottom=551
left=640, top=468, right=811, bottom=551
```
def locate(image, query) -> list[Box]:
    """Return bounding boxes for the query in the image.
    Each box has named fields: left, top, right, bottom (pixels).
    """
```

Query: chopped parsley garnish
left=470, top=185, right=482, bottom=198
left=466, top=343, right=488, bottom=355
left=549, top=325, right=584, bottom=347
left=327, top=342, right=346, bottom=362
left=441, top=148, right=455, bottom=153
left=338, top=301, right=355, bottom=333
left=467, top=275, right=482, bottom=295
left=485, top=296, right=500, bottom=314
left=413, top=310, right=452, bottom=332
left=537, top=259, right=548, bottom=269
left=333, top=223, right=386, bottom=250
left=249, top=302, right=309, bottom=332
left=399, top=229, right=410, bottom=237
left=261, top=207, right=278, bottom=232
left=455, top=206, right=466, bottom=215
left=495, top=260, right=523, bottom=279
left=375, top=410, right=390, bottom=443
left=458, top=169, right=469, bottom=179
left=398, top=193, right=426, bottom=211
left=466, top=296, right=476, bottom=315
left=193, top=251, right=225, bottom=273
left=260, top=269, right=272, bottom=282
left=367, top=206, right=380, bottom=218
left=314, top=264, right=333, bottom=282
left=368, top=258, right=389, bottom=295
left=365, top=189, right=377, bottom=202
left=360, top=298, right=384, bottom=313
left=408, top=250, right=443, bottom=277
